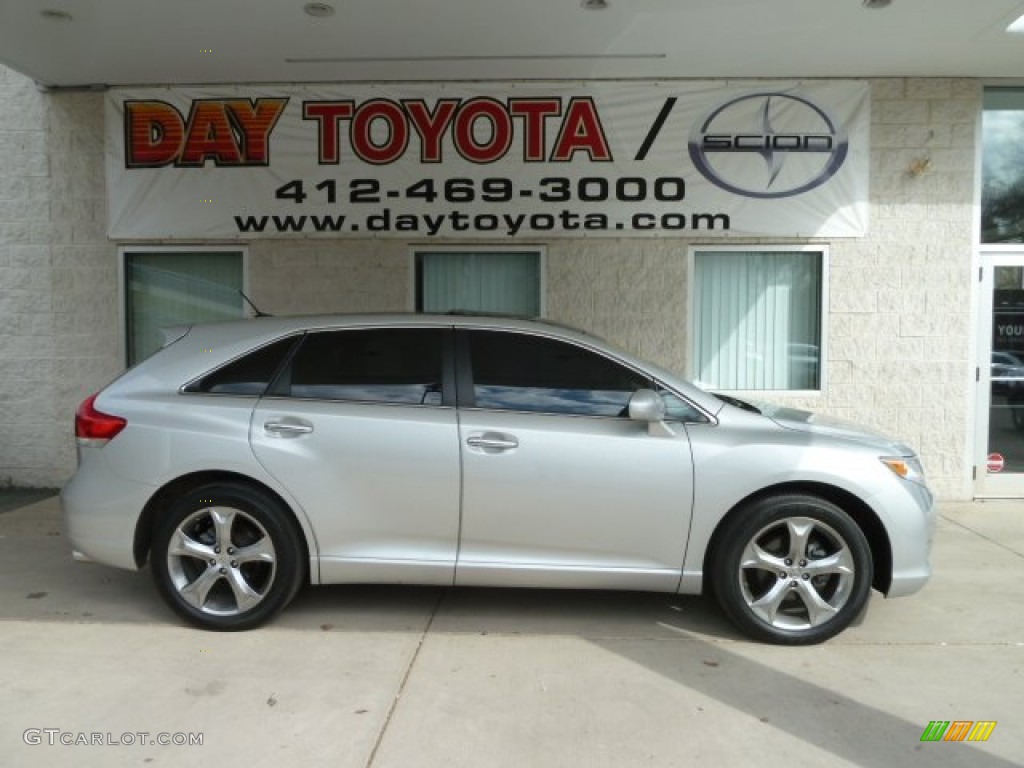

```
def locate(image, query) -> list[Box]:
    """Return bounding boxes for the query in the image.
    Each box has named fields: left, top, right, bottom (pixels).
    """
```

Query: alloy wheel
left=166, top=505, right=278, bottom=617
left=737, top=515, right=856, bottom=631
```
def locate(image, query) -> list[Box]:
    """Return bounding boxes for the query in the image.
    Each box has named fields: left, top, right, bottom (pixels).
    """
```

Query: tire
left=150, top=482, right=305, bottom=631
left=710, top=494, right=873, bottom=645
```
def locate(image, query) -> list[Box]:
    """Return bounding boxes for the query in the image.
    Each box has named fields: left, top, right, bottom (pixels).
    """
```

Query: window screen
left=694, top=250, right=823, bottom=391
left=416, top=251, right=541, bottom=316
left=125, top=250, right=244, bottom=365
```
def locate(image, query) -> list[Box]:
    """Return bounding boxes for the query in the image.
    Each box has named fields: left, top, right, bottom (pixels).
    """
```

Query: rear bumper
left=61, top=453, right=155, bottom=571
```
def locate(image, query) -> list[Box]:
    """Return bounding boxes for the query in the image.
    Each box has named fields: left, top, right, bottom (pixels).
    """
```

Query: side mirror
left=628, top=389, right=675, bottom=437
left=628, top=389, right=666, bottom=422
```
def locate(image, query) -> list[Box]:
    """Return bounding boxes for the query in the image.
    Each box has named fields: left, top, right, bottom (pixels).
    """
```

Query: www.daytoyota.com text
left=233, top=175, right=731, bottom=236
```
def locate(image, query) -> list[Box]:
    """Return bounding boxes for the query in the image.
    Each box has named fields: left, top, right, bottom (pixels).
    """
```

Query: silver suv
left=62, top=314, right=935, bottom=644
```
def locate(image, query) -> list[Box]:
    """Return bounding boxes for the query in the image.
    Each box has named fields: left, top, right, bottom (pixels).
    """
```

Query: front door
left=976, top=255, right=1024, bottom=496
left=454, top=328, right=694, bottom=592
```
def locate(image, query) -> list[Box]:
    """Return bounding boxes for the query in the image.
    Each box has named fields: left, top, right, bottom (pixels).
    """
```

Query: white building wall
left=0, top=67, right=117, bottom=488
left=828, top=78, right=977, bottom=499
left=0, top=68, right=978, bottom=498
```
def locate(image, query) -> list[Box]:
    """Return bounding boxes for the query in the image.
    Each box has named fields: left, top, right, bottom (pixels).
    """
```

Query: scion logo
left=688, top=92, right=848, bottom=199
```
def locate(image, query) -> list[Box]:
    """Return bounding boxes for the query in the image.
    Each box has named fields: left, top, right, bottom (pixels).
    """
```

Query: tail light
left=75, top=393, right=126, bottom=442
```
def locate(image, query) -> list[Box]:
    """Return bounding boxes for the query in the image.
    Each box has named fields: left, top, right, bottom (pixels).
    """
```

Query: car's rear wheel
left=710, top=494, right=872, bottom=645
left=150, top=482, right=304, bottom=630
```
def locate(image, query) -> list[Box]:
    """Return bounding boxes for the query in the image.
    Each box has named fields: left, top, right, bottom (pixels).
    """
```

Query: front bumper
left=881, top=478, right=936, bottom=598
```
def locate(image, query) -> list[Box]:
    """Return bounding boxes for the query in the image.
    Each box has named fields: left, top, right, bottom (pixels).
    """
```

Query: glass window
left=125, top=250, right=244, bottom=365
left=982, top=87, right=1024, bottom=244
left=468, top=331, right=649, bottom=417
left=659, top=390, right=707, bottom=423
left=416, top=250, right=541, bottom=315
left=284, top=329, right=444, bottom=405
left=185, top=336, right=298, bottom=396
left=693, top=249, right=824, bottom=392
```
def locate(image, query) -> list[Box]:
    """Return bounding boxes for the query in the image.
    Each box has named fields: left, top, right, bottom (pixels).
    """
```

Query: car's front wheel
left=150, top=482, right=305, bottom=630
left=710, top=494, right=873, bottom=645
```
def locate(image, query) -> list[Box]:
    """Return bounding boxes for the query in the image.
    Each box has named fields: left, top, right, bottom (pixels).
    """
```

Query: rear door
left=454, top=328, right=695, bottom=592
left=250, top=325, right=461, bottom=584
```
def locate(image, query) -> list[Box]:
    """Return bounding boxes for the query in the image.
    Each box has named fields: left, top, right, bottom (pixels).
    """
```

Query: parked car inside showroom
left=62, top=314, right=935, bottom=644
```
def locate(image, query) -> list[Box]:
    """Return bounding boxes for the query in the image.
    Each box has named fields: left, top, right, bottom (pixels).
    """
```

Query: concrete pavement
left=0, top=496, right=1021, bottom=767
left=0, top=489, right=57, bottom=514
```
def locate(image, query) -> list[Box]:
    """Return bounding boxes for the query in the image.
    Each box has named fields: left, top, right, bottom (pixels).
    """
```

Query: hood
left=755, top=403, right=916, bottom=455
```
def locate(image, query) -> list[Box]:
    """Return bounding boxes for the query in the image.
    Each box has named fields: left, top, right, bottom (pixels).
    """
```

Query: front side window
left=125, top=250, right=244, bottom=366
left=693, top=248, right=825, bottom=392
left=467, top=331, right=649, bottom=417
left=659, top=390, right=708, bottom=423
left=283, top=329, right=444, bottom=406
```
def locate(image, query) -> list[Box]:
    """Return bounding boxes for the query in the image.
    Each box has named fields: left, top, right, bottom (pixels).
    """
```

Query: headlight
left=880, top=455, right=927, bottom=485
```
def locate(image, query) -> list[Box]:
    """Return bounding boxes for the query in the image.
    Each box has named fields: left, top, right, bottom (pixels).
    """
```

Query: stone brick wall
left=248, top=241, right=410, bottom=315
left=826, top=78, right=977, bottom=498
left=0, top=67, right=118, bottom=487
left=0, top=70, right=978, bottom=497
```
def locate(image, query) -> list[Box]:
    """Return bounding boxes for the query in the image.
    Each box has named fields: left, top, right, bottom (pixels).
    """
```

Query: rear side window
left=184, top=336, right=298, bottom=396
left=283, top=328, right=445, bottom=405
left=467, top=330, right=649, bottom=417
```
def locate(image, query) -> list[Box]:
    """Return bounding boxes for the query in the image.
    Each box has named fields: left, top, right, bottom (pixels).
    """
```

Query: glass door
left=976, top=255, right=1024, bottom=496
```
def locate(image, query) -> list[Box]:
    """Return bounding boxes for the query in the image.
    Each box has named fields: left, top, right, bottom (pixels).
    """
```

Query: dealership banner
left=105, top=81, right=869, bottom=240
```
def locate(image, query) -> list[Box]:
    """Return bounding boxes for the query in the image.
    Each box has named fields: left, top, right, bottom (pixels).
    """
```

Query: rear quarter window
left=183, top=336, right=299, bottom=396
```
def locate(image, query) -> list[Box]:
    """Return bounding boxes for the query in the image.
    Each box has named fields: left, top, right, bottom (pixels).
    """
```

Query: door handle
left=466, top=432, right=519, bottom=451
left=264, top=418, right=314, bottom=437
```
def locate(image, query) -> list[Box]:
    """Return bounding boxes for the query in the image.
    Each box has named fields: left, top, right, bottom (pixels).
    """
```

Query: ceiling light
left=304, top=2, right=335, bottom=17
left=287, top=53, right=665, bottom=64
left=862, top=0, right=891, bottom=8
left=1008, top=13, right=1024, bottom=33
left=40, top=9, right=73, bottom=21
left=581, top=0, right=609, bottom=10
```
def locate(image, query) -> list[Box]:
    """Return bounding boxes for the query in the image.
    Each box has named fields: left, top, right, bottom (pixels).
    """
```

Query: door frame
left=974, top=249, right=1024, bottom=497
